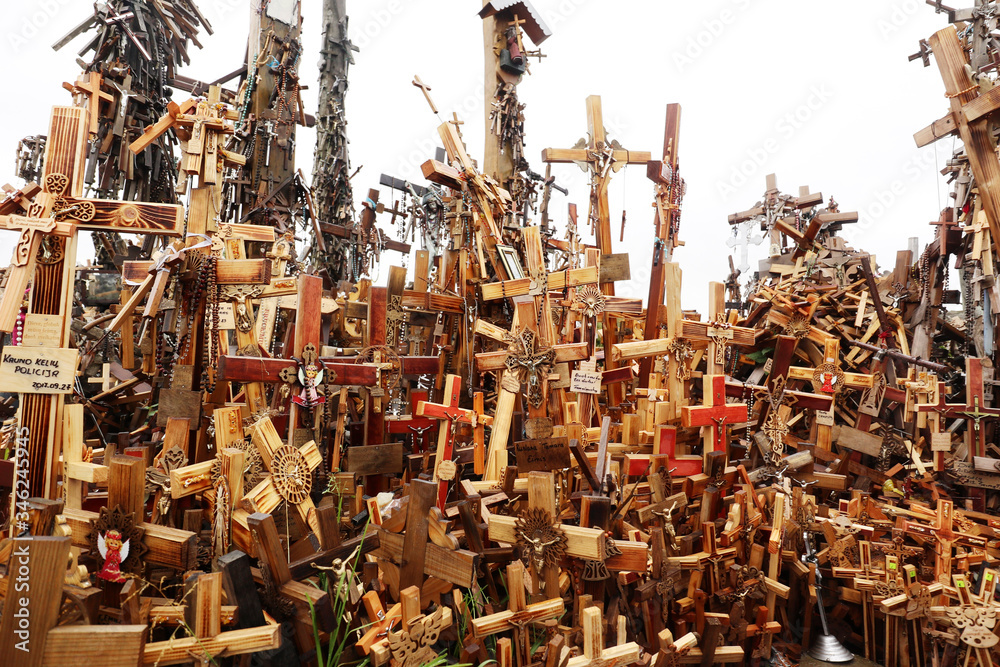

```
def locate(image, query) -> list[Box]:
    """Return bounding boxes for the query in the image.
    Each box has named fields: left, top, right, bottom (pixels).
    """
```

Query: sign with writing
left=571, top=359, right=602, bottom=395
left=217, top=303, right=236, bottom=330
left=816, top=409, right=835, bottom=427
left=514, top=437, right=571, bottom=472
left=951, top=461, right=1000, bottom=491
left=931, top=432, right=952, bottom=452
left=0, top=346, right=78, bottom=394
left=21, top=314, right=62, bottom=347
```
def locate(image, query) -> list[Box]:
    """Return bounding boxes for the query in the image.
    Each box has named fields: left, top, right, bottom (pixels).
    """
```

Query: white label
left=0, top=346, right=78, bottom=394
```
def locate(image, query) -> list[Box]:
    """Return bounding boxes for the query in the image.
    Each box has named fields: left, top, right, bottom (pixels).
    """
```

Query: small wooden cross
left=416, top=374, right=493, bottom=509
left=411, top=75, right=439, bottom=115
left=62, top=71, right=114, bottom=136
left=565, top=606, right=642, bottom=667
left=680, top=375, right=747, bottom=464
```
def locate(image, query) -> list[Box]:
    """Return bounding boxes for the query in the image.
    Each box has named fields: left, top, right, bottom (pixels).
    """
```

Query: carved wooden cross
left=236, top=416, right=324, bottom=541
left=903, top=499, right=987, bottom=586
left=416, top=374, right=493, bottom=509
left=929, top=571, right=1000, bottom=667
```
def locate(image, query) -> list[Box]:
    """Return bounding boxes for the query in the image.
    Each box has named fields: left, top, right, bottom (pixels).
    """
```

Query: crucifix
left=916, top=361, right=1000, bottom=462
left=680, top=375, right=747, bottom=467
left=416, top=374, right=493, bottom=509
left=640, top=105, right=683, bottom=388
left=542, top=95, right=651, bottom=407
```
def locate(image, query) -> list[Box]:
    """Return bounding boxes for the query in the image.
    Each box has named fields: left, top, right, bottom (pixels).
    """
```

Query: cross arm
left=541, top=148, right=652, bottom=164
left=475, top=342, right=590, bottom=372
left=128, top=99, right=195, bottom=154
left=217, top=356, right=380, bottom=386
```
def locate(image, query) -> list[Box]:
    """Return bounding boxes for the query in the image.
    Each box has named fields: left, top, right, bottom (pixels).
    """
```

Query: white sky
left=1, top=0, right=955, bottom=311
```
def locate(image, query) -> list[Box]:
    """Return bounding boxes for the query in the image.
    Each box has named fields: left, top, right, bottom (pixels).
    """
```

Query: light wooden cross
left=476, top=298, right=589, bottom=479
left=236, top=416, right=324, bottom=541
left=0, top=535, right=149, bottom=667
left=542, top=95, right=650, bottom=406
left=129, top=87, right=245, bottom=192
left=680, top=375, right=747, bottom=465
left=416, top=374, right=493, bottom=509
left=62, top=71, right=113, bottom=136
left=929, top=571, right=1000, bottom=667
left=564, top=606, right=642, bottom=667
left=0, top=104, right=183, bottom=504
left=470, top=560, right=565, bottom=664
left=902, top=499, right=987, bottom=586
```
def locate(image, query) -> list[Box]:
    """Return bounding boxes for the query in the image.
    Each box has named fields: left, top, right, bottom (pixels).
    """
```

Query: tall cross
left=542, top=95, right=650, bottom=405
left=0, top=105, right=183, bottom=503
left=640, top=105, right=683, bottom=387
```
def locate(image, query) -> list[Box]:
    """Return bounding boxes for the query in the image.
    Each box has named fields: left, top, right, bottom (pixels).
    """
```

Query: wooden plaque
left=345, top=443, right=404, bottom=476
left=514, top=437, right=571, bottom=472
left=0, top=346, right=78, bottom=394
left=21, top=314, right=63, bottom=347
left=931, top=432, right=952, bottom=452
left=599, top=253, right=631, bottom=283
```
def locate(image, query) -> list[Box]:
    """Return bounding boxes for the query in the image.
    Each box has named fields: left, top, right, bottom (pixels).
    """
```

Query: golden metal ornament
left=503, top=328, right=556, bottom=408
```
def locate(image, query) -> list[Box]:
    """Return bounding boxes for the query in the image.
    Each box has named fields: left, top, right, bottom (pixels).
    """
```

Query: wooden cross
left=542, top=95, right=650, bottom=406
left=667, top=521, right=738, bottom=595
left=902, top=498, right=987, bottom=584
left=565, top=606, right=642, bottom=667
left=0, top=535, right=149, bottom=666
left=680, top=375, right=747, bottom=465
left=411, top=75, right=439, bottom=115
left=929, top=572, right=1000, bottom=667
left=0, top=109, right=184, bottom=332
left=385, top=389, right=439, bottom=453
left=236, top=416, right=324, bottom=542
left=416, top=374, right=493, bottom=509
left=62, top=71, right=113, bottom=136
left=641, top=105, right=683, bottom=386
left=374, top=478, right=478, bottom=594
left=916, top=362, right=1000, bottom=461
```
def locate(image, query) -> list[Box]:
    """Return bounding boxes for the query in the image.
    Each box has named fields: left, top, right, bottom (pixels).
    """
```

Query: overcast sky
left=1, top=0, right=955, bottom=310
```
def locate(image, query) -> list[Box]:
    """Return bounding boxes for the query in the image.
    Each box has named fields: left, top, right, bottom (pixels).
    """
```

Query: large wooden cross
left=0, top=105, right=183, bottom=503
left=542, top=95, right=651, bottom=405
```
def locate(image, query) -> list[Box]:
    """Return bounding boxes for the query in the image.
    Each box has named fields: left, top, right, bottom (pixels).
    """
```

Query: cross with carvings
left=0, top=122, right=184, bottom=332
left=680, top=375, right=747, bottom=464
left=416, top=374, right=493, bottom=509
left=929, top=571, right=1000, bottom=667
left=234, top=416, right=324, bottom=540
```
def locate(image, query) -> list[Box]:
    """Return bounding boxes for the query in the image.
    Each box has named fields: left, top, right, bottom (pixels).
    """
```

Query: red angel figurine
left=97, top=528, right=130, bottom=583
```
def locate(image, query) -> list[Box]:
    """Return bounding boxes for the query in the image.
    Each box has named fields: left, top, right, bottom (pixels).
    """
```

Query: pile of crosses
left=6, top=2, right=1000, bottom=667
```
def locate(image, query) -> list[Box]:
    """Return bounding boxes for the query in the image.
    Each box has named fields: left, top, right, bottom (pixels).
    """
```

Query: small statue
left=97, top=529, right=130, bottom=583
